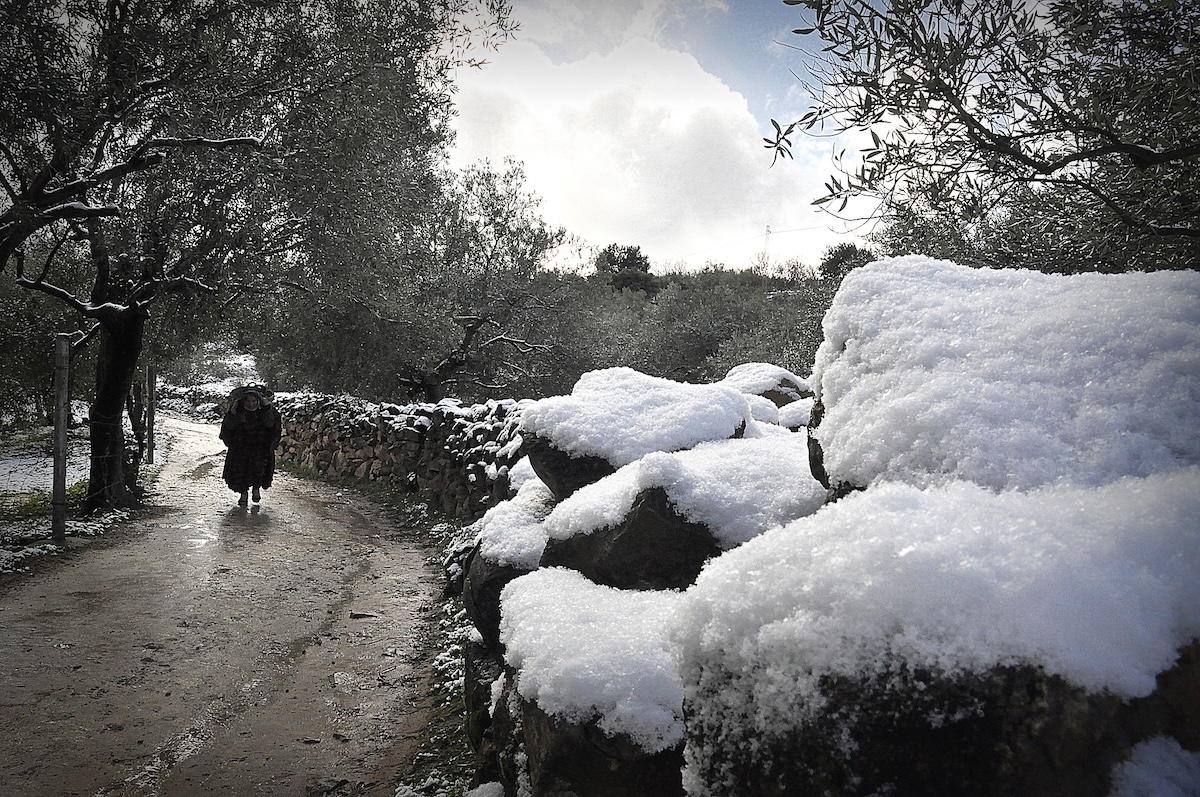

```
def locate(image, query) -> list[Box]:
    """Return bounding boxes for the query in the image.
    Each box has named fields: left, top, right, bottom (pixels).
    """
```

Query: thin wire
left=675, top=233, right=764, bottom=259
left=672, top=224, right=831, bottom=260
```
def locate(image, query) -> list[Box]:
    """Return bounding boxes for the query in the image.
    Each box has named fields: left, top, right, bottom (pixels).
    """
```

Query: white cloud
left=516, top=0, right=728, bottom=58
left=449, top=4, right=867, bottom=270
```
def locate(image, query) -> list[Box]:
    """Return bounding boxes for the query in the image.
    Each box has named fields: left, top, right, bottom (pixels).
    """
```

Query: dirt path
left=0, top=416, right=446, bottom=797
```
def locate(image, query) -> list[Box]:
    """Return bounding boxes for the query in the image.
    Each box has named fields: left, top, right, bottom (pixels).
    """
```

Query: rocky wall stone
left=272, top=393, right=526, bottom=521
left=683, top=642, right=1200, bottom=797
left=522, top=433, right=617, bottom=501
left=462, top=544, right=535, bottom=652
left=539, top=487, right=722, bottom=591
left=519, top=689, right=685, bottom=797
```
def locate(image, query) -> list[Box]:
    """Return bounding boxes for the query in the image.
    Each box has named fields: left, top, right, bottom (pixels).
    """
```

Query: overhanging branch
left=41, top=202, right=121, bottom=221
left=15, top=275, right=90, bottom=313
left=142, top=135, right=264, bottom=150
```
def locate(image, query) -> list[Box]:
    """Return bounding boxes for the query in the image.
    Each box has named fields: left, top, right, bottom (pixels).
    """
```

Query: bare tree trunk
left=404, top=315, right=486, bottom=402
left=85, top=309, right=146, bottom=512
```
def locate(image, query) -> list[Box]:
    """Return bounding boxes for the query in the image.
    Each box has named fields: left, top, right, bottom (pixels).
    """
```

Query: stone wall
left=271, top=392, right=527, bottom=520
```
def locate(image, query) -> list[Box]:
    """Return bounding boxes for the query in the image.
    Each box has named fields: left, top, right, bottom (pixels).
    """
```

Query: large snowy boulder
left=518, top=368, right=753, bottom=500
left=808, top=257, right=1200, bottom=493
left=718, top=362, right=812, bottom=406
left=497, top=568, right=687, bottom=797
left=670, top=260, right=1200, bottom=796
left=540, top=486, right=720, bottom=592
left=539, top=435, right=826, bottom=590
left=670, top=469, right=1200, bottom=796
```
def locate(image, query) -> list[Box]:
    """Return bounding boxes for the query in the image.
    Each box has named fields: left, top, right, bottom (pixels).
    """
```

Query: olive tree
left=399, top=158, right=569, bottom=400
left=0, top=0, right=513, bottom=509
left=254, top=158, right=568, bottom=403
left=770, top=0, right=1200, bottom=271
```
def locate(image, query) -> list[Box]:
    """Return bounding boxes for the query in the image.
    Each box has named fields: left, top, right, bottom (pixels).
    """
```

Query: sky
left=448, top=0, right=870, bottom=272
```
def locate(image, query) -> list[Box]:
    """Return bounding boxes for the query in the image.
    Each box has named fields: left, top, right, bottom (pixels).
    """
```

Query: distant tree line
left=244, top=213, right=856, bottom=405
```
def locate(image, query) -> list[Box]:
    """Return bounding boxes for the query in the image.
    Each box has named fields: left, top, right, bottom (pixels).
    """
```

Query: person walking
left=220, top=385, right=281, bottom=506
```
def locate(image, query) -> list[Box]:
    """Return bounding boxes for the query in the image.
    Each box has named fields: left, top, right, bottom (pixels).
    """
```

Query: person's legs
left=238, top=490, right=248, bottom=506
left=252, top=485, right=261, bottom=502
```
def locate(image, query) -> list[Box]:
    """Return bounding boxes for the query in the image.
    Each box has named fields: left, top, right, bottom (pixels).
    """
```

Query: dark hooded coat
left=220, top=391, right=281, bottom=493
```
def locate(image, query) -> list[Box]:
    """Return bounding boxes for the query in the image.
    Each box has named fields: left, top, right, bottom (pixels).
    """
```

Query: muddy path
left=0, top=416, right=448, bottom=797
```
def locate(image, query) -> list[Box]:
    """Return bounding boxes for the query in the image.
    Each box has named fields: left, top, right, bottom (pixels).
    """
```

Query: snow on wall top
left=671, top=467, right=1200, bottom=720
left=517, top=367, right=753, bottom=467
left=500, top=567, right=685, bottom=753
left=542, top=434, right=827, bottom=549
left=477, top=478, right=555, bottom=569
left=719, top=362, right=810, bottom=399
left=810, top=256, right=1200, bottom=491
left=778, top=397, right=814, bottom=428
left=271, top=392, right=526, bottom=439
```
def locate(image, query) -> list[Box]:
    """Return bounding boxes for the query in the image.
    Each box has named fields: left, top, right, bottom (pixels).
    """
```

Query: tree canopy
left=0, top=0, right=514, bottom=507
left=253, top=157, right=569, bottom=401
left=770, top=0, right=1200, bottom=272
left=819, top=242, right=875, bottom=280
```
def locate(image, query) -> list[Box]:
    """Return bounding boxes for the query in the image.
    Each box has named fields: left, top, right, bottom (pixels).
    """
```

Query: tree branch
left=141, top=135, right=265, bottom=151
left=0, top=139, right=22, bottom=200
left=40, top=201, right=122, bottom=221
left=72, top=323, right=101, bottom=351
left=15, top=275, right=90, bottom=313
left=479, top=333, right=552, bottom=354
left=927, top=75, right=1200, bottom=183
left=1054, top=177, right=1200, bottom=239
left=35, top=152, right=166, bottom=207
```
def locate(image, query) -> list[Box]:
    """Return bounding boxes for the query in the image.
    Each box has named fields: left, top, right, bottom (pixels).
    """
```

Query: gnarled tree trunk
left=84, top=305, right=147, bottom=512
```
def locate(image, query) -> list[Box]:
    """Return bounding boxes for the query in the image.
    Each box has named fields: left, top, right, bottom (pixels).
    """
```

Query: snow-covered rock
left=519, top=368, right=754, bottom=499
left=808, top=257, right=1200, bottom=492
left=719, top=362, right=812, bottom=406
left=676, top=259, right=1200, bottom=796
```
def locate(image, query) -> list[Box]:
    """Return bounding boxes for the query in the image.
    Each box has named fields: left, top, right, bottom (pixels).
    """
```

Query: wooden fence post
left=52, top=333, right=71, bottom=542
left=146, top=364, right=156, bottom=465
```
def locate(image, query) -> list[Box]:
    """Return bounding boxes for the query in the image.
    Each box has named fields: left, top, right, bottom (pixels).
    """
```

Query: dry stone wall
left=271, top=393, right=528, bottom=520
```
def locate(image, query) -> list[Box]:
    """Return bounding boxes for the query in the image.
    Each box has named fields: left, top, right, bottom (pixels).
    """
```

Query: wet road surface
left=0, top=416, right=444, bottom=796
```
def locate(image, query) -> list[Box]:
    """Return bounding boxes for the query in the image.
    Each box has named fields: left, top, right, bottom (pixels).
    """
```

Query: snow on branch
left=144, top=135, right=264, bottom=150
left=40, top=202, right=121, bottom=220
left=15, top=275, right=89, bottom=312
left=481, top=333, right=552, bottom=354
left=127, top=273, right=216, bottom=308
left=35, top=153, right=167, bottom=207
